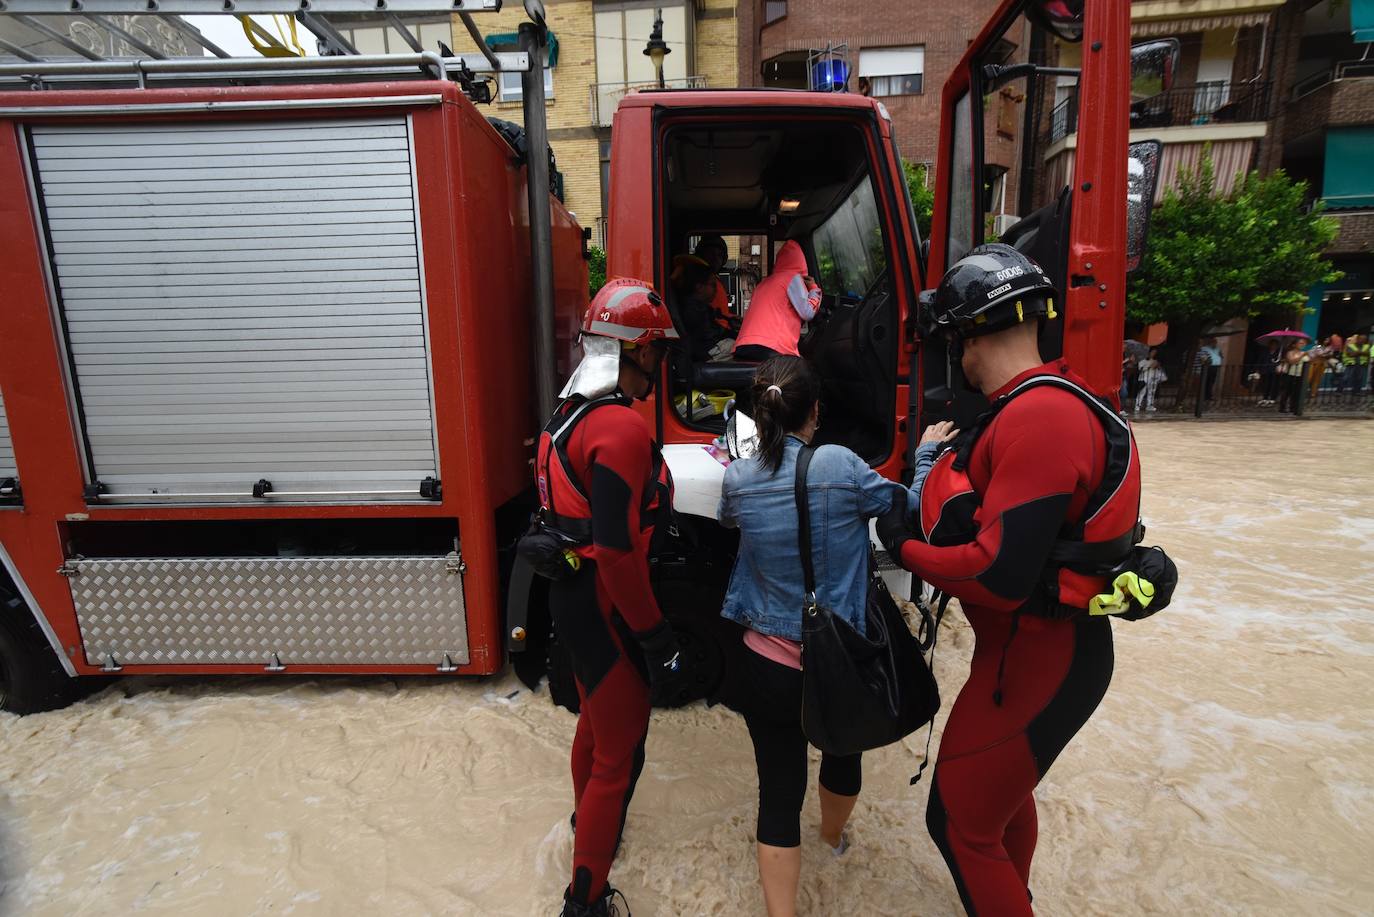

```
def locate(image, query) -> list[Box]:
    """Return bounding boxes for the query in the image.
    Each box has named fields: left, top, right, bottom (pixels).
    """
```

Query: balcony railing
left=1046, top=81, right=1273, bottom=145
left=1292, top=60, right=1374, bottom=100
left=589, top=76, right=707, bottom=127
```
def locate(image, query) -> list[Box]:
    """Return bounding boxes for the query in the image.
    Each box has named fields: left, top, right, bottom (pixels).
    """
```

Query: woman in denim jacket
left=718, top=355, right=952, bottom=917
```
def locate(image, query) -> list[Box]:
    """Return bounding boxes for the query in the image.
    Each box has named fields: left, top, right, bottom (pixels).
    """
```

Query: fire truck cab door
left=921, top=0, right=1131, bottom=431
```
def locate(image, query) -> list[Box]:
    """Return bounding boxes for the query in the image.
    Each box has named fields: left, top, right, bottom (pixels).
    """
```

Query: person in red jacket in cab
left=733, top=239, right=822, bottom=361
left=535, top=278, right=694, bottom=917
left=876, top=244, right=1145, bottom=916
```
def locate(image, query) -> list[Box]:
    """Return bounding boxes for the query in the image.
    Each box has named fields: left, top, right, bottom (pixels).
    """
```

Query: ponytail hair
left=750, top=355, right=821, bottom=475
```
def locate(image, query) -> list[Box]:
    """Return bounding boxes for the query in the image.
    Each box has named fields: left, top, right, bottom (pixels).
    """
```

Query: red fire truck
left=0, top=1, right=1160, bottom=713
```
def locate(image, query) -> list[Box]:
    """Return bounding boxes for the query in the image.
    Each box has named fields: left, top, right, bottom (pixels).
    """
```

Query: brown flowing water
left=1, top=420, right=1371, bottom=916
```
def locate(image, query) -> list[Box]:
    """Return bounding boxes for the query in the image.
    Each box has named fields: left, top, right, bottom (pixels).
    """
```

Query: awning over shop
left=1130, top=0, right=1283, bottom=36
left=484, top=30, right=559, bottom=66
left=1132, top=11, right=1273, bottom=37
left=1353, top=0, right=1374, bottom=42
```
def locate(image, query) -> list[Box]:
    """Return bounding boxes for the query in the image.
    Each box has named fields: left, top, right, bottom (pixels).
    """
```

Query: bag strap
left=794, top=444, right=817, bottom=603
left=910, top=589, right=952, bottom=787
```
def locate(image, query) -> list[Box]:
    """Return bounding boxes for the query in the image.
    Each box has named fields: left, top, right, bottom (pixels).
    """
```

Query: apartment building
left=1273, top=0, right=1374, bottom=337
left=735, top=0, right=1006, bottom=168
left=1041, top=1, right=1283, bottom=210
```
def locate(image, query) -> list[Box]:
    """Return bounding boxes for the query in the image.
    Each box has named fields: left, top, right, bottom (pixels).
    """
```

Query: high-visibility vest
left=1343, top=342, right=1371, bottom=366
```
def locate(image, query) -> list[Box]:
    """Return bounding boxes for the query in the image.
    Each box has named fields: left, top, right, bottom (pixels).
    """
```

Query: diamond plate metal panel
left=67, top=554, right=468, bottom=667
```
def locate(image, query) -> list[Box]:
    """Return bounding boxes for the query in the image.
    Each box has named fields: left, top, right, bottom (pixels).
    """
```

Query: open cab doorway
left=628, top=95, right=924, bottom=483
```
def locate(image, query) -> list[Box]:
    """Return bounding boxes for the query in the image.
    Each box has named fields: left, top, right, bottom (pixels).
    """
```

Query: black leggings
left=1277, top=373, right=1301, bottom=413
left=733, top=645, right=862, bottom=847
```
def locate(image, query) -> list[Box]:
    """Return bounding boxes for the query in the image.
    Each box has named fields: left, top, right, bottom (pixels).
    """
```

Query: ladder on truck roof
left=0, top=1, right=524, bottom=93
left=0, top=0, right=563, bottom=419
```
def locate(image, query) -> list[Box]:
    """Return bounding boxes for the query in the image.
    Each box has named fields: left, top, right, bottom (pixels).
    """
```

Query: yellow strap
left=239, top=15, right=303, bottom=58
left=278, top=15, right=306, bottom=58
left=1088, top=571, right=1156, bottom=617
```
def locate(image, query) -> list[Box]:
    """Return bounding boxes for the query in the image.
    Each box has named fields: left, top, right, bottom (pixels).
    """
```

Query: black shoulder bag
left=796, top=446, right=941, bottom=756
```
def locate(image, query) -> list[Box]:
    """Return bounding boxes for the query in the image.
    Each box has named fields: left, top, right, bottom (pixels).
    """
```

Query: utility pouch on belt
left=1089, top=544, right=1178, bottom=621
left=517, top=513, right=584, bottom=581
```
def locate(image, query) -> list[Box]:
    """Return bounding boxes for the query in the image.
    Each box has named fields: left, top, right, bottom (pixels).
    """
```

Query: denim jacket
left=718, top=436, right=932, bottom=641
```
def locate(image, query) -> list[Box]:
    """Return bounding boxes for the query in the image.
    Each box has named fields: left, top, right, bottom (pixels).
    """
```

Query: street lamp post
left=643, top=9, right=670, bottom=89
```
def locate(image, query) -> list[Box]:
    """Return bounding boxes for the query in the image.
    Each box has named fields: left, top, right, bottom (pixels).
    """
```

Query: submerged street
left=1, top=420, right=1371, bottom=916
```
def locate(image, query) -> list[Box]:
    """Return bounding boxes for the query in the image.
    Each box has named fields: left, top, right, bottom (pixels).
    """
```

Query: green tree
left=902, top=159, right=934, bottom=241
left=587, top=244, right=607, bottom=298
left=1127, top=150, right=1341, bottom=332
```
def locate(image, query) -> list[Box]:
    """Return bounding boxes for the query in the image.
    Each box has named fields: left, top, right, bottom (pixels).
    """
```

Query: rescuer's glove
left=876, top=485, right=919, bottom=561
left=635, top=620, right=693, bottom=707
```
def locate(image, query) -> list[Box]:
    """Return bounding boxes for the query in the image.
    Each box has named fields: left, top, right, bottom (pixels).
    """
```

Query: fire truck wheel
left=0, top=588, right=78, bottom=715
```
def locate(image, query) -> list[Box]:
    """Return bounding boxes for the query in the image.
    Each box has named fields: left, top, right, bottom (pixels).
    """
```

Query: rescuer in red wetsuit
left=536, top=278, right=693, bottom=917
left=877, top=244, right=1143, bottom=916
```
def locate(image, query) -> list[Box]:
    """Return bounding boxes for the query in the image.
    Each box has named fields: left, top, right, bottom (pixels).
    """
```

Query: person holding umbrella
left=1256, top=330, right=1312, bottom=408
left=1275, top=336, right=1310, bottom=414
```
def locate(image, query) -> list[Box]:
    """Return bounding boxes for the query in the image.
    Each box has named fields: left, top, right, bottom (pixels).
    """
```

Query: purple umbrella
left=1255, top=330, right=1310, bottom=343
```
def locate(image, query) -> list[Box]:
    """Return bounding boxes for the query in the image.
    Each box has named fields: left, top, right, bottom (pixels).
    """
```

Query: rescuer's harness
left=519, top=394, right=669, bottom=580
left=918, top=374, right=1177, bottom=703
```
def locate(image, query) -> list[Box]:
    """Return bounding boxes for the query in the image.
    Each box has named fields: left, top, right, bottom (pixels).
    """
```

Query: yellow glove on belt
left=1088, top=571, right=1156, bottom=617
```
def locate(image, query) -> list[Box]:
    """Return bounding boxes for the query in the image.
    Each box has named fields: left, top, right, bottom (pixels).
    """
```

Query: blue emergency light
left=811, top=58, right=849, bottom=92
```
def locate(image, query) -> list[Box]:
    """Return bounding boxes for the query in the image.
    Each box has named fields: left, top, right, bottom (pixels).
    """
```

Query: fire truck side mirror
left=1029, top=0, right=1084, bottom=43
left=1126, top=140, right=1163, bottom=275
left=1130, top=39, right=1180, bottom=101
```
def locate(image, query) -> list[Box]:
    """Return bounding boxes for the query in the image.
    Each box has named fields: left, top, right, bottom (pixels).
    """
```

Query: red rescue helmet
left=582, top=278, right=680, bottom=346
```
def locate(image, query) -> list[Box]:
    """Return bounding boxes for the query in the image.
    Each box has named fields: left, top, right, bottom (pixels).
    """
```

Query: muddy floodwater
left=2, top=420, right=1372, bottom=916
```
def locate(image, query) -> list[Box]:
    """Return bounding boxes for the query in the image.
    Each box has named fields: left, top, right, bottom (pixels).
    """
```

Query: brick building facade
left=1268, top=0, right=1374, bottom=337
left=734, top=0, right=1006, bottom=167
left=448, top=0, right=739, bottom=248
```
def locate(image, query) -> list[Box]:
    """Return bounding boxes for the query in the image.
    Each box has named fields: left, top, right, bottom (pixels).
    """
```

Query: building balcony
left=1283, top=64, right=1374, bottom=145
left=1046, top=81, right=1272, bottom=146
left=1322, top=208, right=1374, bottom=256
left=589, top=76, right=707, bottom=128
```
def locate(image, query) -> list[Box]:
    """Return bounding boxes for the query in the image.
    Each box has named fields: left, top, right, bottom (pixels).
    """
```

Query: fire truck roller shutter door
left=25, top=117, right=438, bottom=503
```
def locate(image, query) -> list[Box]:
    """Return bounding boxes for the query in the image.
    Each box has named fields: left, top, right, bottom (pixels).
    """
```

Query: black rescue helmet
left=919, top=243, right=1059, bottom=343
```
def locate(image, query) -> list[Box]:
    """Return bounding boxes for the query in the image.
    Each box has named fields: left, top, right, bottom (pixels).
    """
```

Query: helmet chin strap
left=620, top=354, right=658, bottom=399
